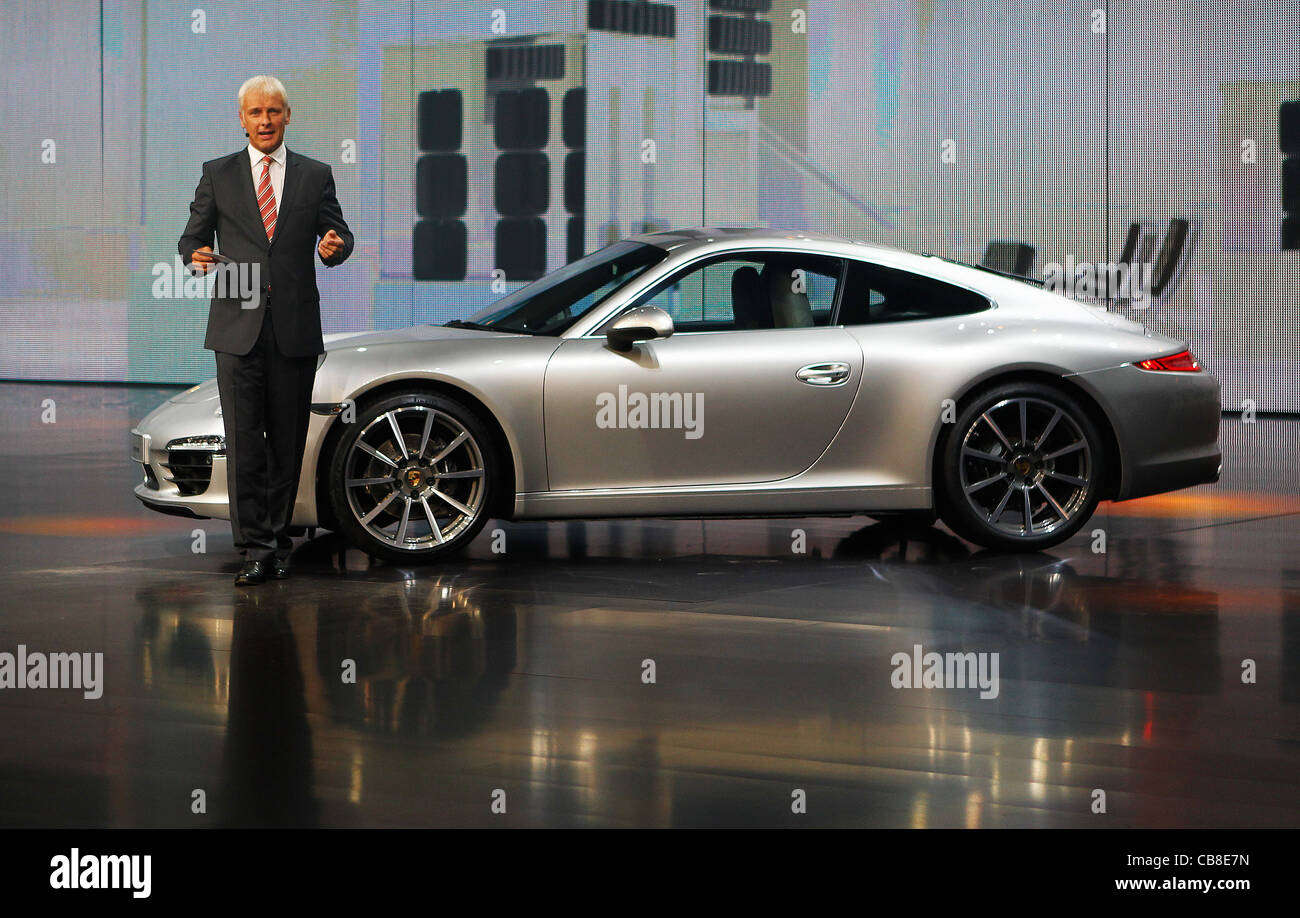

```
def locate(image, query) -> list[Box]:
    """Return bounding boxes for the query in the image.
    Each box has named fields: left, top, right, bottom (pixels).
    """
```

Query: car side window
left=837, top=260, right=990, bottom=325
left=607, top=252, right=844, bottom=334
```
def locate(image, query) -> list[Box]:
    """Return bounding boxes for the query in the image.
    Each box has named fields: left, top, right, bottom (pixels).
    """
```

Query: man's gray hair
left=237, top=75, right=287, bottom=108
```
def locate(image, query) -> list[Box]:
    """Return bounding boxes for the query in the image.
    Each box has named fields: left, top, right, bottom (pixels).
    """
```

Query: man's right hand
left=189, top=246, right=216, bottom=274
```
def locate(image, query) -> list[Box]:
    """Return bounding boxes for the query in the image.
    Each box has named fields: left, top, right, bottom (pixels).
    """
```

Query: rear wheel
left=938, top=382, right=1104, bottom=551
left=328, top=392, right=497, bottom=563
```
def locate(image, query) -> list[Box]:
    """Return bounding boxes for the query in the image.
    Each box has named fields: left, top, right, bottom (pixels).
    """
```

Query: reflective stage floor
left=0, top=383, right=1297, bottom=827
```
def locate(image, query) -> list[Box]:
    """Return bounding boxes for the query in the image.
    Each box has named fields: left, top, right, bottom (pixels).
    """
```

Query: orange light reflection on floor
left=0, top=515, right=189, bottom=537
left=1105, top=491, right=1300, bottom=520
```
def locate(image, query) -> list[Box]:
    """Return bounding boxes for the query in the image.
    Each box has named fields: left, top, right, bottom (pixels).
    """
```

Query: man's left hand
left=318, top=229, right=344, bottom=261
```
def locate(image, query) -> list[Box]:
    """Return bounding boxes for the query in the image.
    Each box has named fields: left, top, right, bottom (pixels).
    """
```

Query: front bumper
left=131, top=386, right=334, bottom=526
left=132, top=426, right=231, bottom=521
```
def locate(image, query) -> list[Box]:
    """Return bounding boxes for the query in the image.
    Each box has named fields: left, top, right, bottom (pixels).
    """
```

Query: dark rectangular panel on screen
left=1280, top=100, right=1300, bottom=153
left=562, top=87, right=586, bottom=149
left=564, top=151, right=585, bottom=214
left=496, top=217, right=547, bottom=280
left=486, top=44, right=565, bottom=81
left=708, top=0, right=772, bottom=12
left=588, top=1, right=677, bottom=37
left=494, top=152, right=550, bottom=217
left=708, top=15, right=771, bottom=55
left=416, top=154, right=467, bottom=218
left=418, top=89, right=462, bottom=152
left=495, top=88, right=550, bottom=150
left=567, top=216, right=585, bottom=263
left=707, top=59, right=771, bottom=96
left=414, top=220, right=468, bottom=281
left=1283, top=156, right=1300, bottom=213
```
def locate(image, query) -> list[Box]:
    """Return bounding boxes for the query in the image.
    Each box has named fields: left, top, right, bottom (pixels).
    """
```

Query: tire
left=938, top=381, right=1105, bottom=551
left=328, top=391, right=498, bottom=563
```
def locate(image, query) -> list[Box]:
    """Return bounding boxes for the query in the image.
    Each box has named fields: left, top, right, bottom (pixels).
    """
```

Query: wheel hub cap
left=1008, top=451, right=1043, bottom=487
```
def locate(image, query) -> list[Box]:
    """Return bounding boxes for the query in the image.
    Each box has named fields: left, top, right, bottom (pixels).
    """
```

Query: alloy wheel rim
left=344, top=406, right=486, bottom=550
left=958, top=397, right=1092, bottom=538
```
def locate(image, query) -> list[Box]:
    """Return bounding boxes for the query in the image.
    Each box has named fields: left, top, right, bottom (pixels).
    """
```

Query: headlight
left=165, top=435, right=227, bottom=455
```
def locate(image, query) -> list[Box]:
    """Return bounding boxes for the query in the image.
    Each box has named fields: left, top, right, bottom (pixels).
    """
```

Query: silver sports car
left=132, top=227, right=1221, bottom=559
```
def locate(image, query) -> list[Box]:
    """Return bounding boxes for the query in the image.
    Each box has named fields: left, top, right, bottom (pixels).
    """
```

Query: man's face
left=239, top=89, right=290, bottom=154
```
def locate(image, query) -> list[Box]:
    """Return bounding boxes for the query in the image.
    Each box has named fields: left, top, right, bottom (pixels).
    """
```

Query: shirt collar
left=247, top=142, right=287, bottom=168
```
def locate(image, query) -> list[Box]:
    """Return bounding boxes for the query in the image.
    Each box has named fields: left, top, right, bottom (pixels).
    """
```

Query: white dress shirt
left=247, top=141, right=287, bottom=212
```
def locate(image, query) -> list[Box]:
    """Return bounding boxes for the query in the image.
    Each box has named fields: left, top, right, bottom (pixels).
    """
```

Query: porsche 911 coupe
left=132, top=227, right=1221, bottom=559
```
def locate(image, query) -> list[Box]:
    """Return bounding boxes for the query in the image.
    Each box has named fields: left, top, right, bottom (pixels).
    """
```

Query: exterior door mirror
left=605, top=306, right=674, bottom=351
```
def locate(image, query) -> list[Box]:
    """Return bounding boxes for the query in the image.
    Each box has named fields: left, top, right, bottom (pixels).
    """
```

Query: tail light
left=1135, top=350, right=1201, bottom=372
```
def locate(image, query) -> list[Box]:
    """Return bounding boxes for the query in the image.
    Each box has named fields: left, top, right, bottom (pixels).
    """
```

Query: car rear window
left=838, top=261, right=990, bottom=325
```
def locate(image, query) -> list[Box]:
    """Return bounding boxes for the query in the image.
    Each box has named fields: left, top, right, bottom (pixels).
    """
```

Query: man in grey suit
left=179, top=75, right=354, bottom=585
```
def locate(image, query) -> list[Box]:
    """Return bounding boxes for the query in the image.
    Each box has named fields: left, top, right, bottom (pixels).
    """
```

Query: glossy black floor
left=0, top=382, right=1297, bottom=828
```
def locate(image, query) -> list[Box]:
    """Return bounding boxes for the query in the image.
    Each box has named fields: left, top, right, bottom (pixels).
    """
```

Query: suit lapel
left=272, top=150, right=302, bottom=245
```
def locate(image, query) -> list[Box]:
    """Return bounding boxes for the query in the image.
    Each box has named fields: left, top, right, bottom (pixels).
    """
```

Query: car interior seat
left=762, top=262, right=814, bottom=328
left=866, top=288, right=887, bottom=321
left=730, top=265, right=772, bottom=329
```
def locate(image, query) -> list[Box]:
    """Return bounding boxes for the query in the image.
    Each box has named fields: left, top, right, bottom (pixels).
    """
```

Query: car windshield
left=459, top=241, right=666, bottom=335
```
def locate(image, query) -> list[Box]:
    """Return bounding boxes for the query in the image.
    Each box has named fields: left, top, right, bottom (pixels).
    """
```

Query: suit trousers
left=215, top=308, right=317, bottom=563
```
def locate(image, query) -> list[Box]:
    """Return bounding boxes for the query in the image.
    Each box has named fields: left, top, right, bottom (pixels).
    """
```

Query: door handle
left=795, top=362, right=851, bottom=386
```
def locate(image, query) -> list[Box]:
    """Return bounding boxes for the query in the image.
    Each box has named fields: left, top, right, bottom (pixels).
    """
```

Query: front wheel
left=938, top=382, right=1105, bottom=551
left=328, top=391, right=498, bottom=563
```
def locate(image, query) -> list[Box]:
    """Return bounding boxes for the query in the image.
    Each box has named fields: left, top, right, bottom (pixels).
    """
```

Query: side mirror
left=605, top=306, right=674, bottom=351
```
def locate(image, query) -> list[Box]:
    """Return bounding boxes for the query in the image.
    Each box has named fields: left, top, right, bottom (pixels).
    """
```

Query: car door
left=542, top=251, right=864, bottom=491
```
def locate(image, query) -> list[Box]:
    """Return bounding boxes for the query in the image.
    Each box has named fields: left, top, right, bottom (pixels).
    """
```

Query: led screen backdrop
left=0, top=0, right=1296, bottom=410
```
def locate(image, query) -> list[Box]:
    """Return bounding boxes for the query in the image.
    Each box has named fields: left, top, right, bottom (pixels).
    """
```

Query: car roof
left=627, top=226, right=1041, bottom=298
left=630, top=226, right=848, bottom=246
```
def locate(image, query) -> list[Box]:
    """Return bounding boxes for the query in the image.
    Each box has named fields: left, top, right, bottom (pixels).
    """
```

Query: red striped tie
left=256, top=155, right=277, bottom=241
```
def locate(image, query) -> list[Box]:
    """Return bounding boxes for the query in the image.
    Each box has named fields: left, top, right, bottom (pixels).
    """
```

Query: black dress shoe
left=273, top=559, right=291, bottom=580
left=235, top=560, right=270, bottom=586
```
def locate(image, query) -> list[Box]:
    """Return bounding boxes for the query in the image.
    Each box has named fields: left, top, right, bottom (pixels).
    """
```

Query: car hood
left=166, top=325, right=523, bottom=405
left=323, top=324, right=524, bottom=350
left=169, top=378, right=220, bottom=404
